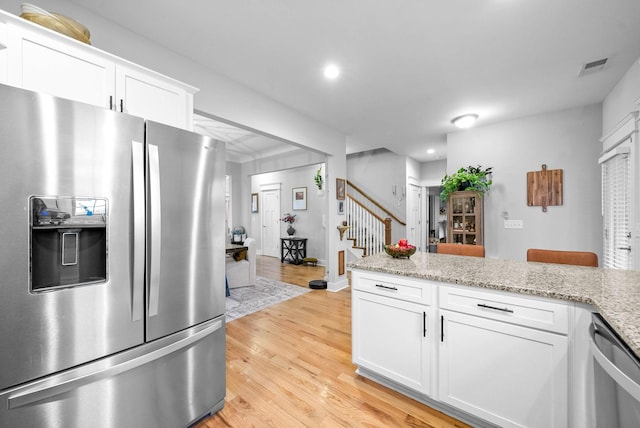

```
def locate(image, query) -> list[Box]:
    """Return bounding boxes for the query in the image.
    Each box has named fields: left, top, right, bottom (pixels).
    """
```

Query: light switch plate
left=504, top=220, right=523, bottom=229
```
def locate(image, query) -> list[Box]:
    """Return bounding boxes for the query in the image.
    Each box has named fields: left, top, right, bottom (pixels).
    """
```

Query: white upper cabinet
left=7, top=24, right=114, bottom=108
left=0, top=14, right=196, bottom=130
left=116, top=64, right=190, bottom=129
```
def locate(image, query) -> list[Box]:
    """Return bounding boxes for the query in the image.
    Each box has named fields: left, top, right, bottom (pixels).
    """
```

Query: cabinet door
left=7, top=25, right=114, bottom=108
left=116, top=64, right=191, bottom=129
left=439, top=310, right=568, bottom=428
left=353, top=291, right=431, bottom=395
left=447, top=191, right=482, bottom=245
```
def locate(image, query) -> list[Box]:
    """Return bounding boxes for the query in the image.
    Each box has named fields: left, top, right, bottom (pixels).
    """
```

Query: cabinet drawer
left=439, top=284, right=569, bottom=334
left=353, top=271, right=433, bottom=305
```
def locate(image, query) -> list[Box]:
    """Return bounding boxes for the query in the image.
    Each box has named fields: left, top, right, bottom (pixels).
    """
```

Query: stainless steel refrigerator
left=0, top=83, right=226, bottom=427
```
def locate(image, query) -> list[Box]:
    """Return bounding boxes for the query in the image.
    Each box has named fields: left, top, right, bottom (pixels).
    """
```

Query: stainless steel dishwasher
left=590, top=313, right=640, bottom=427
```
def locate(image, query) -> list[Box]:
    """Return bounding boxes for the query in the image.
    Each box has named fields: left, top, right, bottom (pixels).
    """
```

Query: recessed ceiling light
left=427, top=148, right=435, bottom=154
left=451, top=114, right=479, bottom=129
left=323, top=64, right=340, bottom=79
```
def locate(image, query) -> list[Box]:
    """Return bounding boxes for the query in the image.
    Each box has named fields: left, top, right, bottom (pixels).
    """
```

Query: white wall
left=0, top=1, right=350, bottom=289
left=603, top=58, right=640, bottom=134
left=347, top=149, right=406, bottom=221
left=406, top=156, right=421, bottom=187
left=0, top=0, right=348, bottom=157
left=251, top=164, right=326, bottom=264
left=347, top=149, right=408, bottom=245
left=421, top=160, right=447, bottom=187
left=243, top=148, right=327, bottom=177
left=239, top=148, right=327, bottom=237
left=225, top=161, right=243, bottom=235
left=447, top=104, right=603, bottom=261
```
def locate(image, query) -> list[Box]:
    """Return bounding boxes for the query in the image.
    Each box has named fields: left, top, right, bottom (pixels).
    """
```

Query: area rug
left=226, top=276, right=311, bottom=322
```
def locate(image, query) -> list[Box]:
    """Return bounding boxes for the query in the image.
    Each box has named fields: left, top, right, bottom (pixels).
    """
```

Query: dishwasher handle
left=590, top=313, right=640, bottom=402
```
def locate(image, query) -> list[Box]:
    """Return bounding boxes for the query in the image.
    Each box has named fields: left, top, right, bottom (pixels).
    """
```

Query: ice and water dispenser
left=30, top=196, right=107, bottom=291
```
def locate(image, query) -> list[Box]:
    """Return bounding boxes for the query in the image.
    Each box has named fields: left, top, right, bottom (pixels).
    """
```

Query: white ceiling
left=70, top=0, right=640, bottom=162
left=193, top=113, right=298, bottom=163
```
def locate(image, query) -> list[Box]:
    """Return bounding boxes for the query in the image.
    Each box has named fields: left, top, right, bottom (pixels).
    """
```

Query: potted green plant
left=440, top=165, right=493, bottom=202
left=314, top=167, right=323, bottom=190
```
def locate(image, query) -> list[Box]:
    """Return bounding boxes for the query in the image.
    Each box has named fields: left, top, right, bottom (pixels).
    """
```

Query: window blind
left=601, top=148, right=631, bottom=269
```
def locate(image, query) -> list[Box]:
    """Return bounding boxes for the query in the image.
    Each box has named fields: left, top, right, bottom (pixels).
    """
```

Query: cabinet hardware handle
left=423, top=312, right=427, bottom=338
left=109, top=95, right=113, bottom=110
left=440, top=315, right=444, bottom=342
left=477, top=303, right=514, bottom=313
left=120, top=99, right=124, bottom=113
left=375, top=284, right=398, bottom=291
left=617, top=246, right=632, bottom=251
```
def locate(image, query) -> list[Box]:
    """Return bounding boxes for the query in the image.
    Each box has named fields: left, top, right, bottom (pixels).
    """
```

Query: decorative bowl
left=20, top=3, right=91, bottom=44
left=384, top=244, right=416, bottom=259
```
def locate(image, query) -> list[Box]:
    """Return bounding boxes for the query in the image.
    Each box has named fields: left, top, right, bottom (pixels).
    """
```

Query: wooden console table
left=280, top=237, right=307, bottom=265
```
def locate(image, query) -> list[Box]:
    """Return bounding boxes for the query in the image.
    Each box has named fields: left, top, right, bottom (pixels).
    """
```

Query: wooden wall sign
left=527, top=164, right=563, bottom=212
left=338, top=250, right=345, bottom=276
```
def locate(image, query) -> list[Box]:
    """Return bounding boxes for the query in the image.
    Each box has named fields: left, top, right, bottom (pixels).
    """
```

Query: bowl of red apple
left=384, top=239, right=416, bottom=258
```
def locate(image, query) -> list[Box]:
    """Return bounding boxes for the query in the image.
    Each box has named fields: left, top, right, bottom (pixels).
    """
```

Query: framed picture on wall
left=251, top=193, right=259, bottom=213
left=336, top=178, right=346, bottom=200
left=337, top=200, right=344, bottom=215
left=292, top=187, right=307, bottom=210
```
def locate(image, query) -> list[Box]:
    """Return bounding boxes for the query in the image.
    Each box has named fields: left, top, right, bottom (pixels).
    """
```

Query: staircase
left=345, top=180, right=406, bottom=259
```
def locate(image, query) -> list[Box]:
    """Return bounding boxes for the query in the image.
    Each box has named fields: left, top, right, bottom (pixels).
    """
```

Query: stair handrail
left=345, top=196, right=391, bottom=257
left=348, top=196, right=386, bottom=224
left=347, top=180, right=406, bottom=226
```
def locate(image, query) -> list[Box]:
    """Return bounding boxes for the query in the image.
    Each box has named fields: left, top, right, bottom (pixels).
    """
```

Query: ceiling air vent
left=578, top=58, right=608, bottom=77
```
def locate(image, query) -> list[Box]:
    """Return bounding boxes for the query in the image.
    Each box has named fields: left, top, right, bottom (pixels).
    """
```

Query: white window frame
left=599, top=111, right=638, bottom=270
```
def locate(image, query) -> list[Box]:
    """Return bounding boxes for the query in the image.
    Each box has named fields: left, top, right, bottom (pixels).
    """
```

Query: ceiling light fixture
left=323, top=64, right=340, bottom=79
left=451, top=114, right=479, bottom=129
left=427, top=148, right=435, bottom=154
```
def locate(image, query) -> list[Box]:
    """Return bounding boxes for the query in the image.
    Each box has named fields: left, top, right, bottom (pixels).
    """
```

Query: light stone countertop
left=349, top=252, right=640, bottom=358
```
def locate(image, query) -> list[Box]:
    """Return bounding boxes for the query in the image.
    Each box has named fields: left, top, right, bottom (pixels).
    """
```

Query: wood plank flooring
left=195, top=256, right=470, bottom=428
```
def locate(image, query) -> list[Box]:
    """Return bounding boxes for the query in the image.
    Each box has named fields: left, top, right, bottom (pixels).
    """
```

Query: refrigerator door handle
left=148, top=143, right=162, bottom=317
left=6, top=319, right=223, bottom=409
left=131, top=141, right=145, bottom=322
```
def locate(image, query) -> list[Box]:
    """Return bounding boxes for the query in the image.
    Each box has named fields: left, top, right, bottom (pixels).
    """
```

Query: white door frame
left=407, top=183, right=422, bottom=251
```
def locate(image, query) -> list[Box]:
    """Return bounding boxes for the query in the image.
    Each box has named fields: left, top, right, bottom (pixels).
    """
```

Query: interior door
left=262, top=189, right=281, bottom=258
left=408, top=184, right=422, bottom=250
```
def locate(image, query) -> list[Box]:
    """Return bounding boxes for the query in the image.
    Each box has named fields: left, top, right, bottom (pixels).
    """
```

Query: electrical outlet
left=504, top=220, right=524, bottom=229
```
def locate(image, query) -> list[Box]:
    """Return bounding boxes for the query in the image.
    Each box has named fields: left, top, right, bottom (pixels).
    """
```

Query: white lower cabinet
left=352, top=290, right=431, bottom=394
left=352, top=271, right=572, bottom=428
left=439, top=309, right=569, bottom=428
left=351, top=271, right=434, bottom=395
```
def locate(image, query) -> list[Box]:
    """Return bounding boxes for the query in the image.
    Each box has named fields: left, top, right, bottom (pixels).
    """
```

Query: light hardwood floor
left=195, top=256, right=469, bottom=428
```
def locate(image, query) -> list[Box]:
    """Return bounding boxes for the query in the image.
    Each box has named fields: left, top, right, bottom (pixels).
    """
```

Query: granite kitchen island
left=348, top=252, right=640, bottom=428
